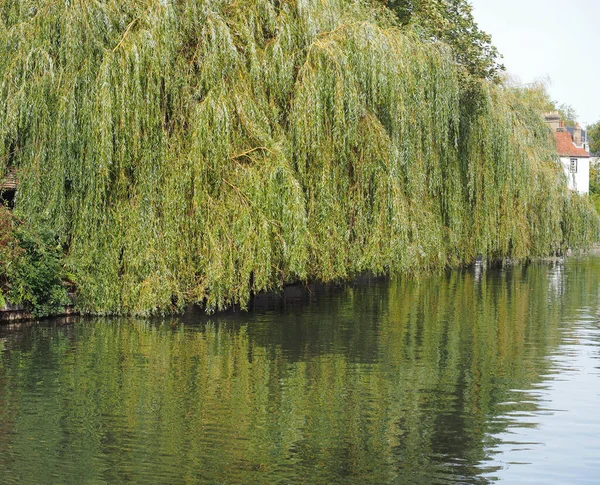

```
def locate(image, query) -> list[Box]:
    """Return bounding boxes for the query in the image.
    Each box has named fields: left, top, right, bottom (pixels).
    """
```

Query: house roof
left=555, top=131, right=591, bottom=158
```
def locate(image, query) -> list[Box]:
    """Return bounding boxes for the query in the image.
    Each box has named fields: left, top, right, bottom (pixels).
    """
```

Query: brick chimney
left=574, top=123, right=582, bottom=146
left=544, top=111, right=562, bottom=132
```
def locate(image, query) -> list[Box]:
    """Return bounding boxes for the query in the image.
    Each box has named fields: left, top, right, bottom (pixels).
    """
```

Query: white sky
left=470, top=0, right=600, bottom=127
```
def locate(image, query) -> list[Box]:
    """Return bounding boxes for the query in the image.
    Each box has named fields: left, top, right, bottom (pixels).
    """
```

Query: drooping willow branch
left=0, top=0, right=597, bottom=315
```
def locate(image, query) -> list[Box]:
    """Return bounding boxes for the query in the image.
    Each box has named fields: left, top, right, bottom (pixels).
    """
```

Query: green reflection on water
left=1, top=257, right=599, bottom=484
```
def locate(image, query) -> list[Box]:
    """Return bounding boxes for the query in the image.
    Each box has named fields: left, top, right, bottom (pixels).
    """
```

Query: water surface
left=1, top=257, right=600, bottom=484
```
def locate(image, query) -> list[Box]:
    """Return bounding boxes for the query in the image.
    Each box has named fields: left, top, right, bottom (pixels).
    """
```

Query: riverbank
left=0, top=301, right=78, bottom=323
left=0, top=273, right=386, bottom=324
left=2, top=251, right=594, bottom=325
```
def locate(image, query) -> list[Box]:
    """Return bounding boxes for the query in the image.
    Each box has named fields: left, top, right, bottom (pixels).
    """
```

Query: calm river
left=1, top=256, right=600, bottom=484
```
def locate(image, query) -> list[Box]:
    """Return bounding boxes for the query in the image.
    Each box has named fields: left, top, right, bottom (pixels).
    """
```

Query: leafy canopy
left=384, top=0, right=505, bottom=81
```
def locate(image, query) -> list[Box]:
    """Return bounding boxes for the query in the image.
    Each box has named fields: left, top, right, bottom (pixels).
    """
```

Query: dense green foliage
left=587, top=121, right=600, bottom=156
left=589, top=162, right=600, bottom=214
left=0, top=207, right=13, bottom=308
left=586, top=122, right=599, bottom=213
left=385, top=0, right=505, bottom=81
left=0, top=0, right=598, bottom=315
left=0, top=207, right=69, bottom=316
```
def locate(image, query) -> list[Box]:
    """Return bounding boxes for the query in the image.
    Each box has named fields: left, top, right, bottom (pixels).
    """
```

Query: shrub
left=0, top=206, right=69, bottom=317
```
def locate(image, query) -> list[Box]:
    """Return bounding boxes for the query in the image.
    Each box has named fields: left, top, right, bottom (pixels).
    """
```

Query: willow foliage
left=1, top=0, right=598, bottom=315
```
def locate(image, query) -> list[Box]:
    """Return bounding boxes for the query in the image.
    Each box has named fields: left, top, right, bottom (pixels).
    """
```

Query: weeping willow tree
left=0, top=0, right=598, bottom=315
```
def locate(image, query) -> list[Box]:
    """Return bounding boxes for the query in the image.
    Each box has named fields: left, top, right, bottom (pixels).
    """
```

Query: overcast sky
left=470, top=0, right=600, bottom=127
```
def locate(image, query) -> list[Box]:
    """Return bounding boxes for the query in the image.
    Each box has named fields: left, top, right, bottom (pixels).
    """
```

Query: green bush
left=0, top=206, right=19, bottom=308
left=0, top=207, right=69, bottom=317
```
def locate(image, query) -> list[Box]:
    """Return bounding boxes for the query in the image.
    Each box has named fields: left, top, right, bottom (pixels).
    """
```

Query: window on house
left=570, top=158, right=578, bottom=173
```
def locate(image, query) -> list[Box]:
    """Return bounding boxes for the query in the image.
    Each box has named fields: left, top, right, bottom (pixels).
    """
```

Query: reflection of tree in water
left=547, top=260, right=564, bottom=299
left=1, top=258, right=600, bottom=484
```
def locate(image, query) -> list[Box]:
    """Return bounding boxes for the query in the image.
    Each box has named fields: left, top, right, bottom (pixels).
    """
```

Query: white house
left=555, top=129, right=591, bottom=194
left=545, top=113, right=592, bottom=194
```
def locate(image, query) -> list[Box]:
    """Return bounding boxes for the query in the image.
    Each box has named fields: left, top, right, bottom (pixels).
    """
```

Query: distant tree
left=587, top=122, right=600, bottom=214
left=384, top=0, right=505, bottom=81
left=557, top=103, right=577, bottom=127
left=587, top=121, right=600, bottom=156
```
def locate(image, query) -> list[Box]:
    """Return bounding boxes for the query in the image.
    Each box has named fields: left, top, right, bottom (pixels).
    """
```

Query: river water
left=1, top=256, right=600, bottom=484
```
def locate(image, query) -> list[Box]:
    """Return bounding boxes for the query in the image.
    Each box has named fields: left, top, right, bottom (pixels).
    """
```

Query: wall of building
left=561, top=156, right=590, bottom=194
